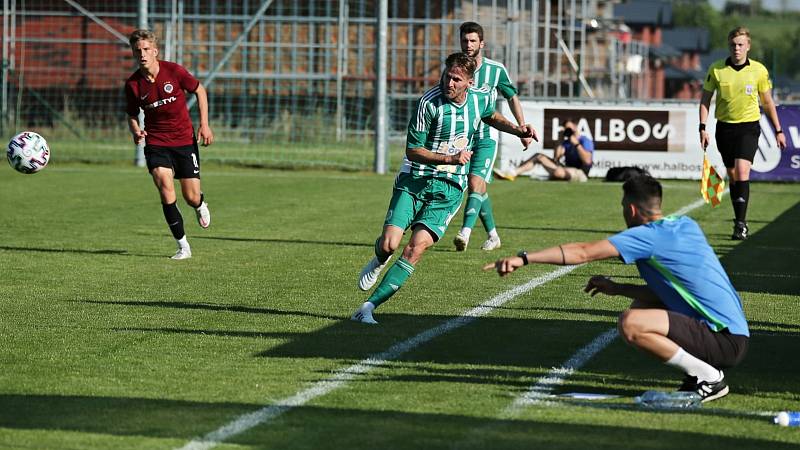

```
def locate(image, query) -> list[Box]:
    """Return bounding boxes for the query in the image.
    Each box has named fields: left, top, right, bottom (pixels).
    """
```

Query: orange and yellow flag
left=701, top=152, right=725, bottom=207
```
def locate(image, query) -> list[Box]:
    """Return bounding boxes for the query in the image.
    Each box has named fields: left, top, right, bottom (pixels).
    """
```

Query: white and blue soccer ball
left=7, top=131, right=50, bottom=174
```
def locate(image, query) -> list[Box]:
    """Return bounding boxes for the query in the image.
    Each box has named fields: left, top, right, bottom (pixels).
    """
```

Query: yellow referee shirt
left=702, top=58, right=771, bottom=123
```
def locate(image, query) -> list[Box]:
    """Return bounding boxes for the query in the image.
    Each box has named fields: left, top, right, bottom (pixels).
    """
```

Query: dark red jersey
left=125, top=60, right=200, bottom=147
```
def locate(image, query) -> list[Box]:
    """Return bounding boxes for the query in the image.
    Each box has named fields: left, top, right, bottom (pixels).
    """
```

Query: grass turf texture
left=1, top=164, right=799, bottom=449
left=3, top=137, right=383, bottom=171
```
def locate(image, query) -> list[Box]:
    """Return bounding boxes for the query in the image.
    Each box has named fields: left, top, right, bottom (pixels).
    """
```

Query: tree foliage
left=671, top=0, right=800, bottom=80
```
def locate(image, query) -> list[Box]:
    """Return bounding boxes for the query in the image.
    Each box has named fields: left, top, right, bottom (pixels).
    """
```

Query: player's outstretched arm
left=483, top=239, right=618, bottom=277
left=194, top=84, right=214, bottom=146
left=507, top=96, right=532, bottom=149
left=482, top=111, right=538, bottom=142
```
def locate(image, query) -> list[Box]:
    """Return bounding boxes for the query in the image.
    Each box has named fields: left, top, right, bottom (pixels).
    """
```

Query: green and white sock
left=479, top=194, right=497, bottom=234
left=461, top=192, right=485, bottom=231
left=367, top=257, right=415, bottom=307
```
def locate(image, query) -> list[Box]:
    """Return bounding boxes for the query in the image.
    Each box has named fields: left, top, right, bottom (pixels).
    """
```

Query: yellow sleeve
left=702, top=65, right=717, bottom=92
left=757, top=66, right=772, bottom=93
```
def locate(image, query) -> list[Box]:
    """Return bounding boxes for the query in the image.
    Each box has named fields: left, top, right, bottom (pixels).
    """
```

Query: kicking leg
left=180, top=178, right=210, bottom=229
left=353, top=226, right=434, bottom=324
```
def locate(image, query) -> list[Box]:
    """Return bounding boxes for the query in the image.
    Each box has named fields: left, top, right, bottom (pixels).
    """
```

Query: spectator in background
left=494, top=118, right=594, bottom=182
left=699, top=26, right=786, bottom=240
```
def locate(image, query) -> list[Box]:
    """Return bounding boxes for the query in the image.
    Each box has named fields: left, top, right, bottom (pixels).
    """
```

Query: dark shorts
left=667, top=311, right=748, bottom=369
left=145, top=141, right=201, bottom=179
left=715, top=121, right=760, bottom=168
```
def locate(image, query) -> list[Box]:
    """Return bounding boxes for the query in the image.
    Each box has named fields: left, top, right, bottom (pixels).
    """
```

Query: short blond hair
left=728, top=26, right=750, bottom=43
left=129, top=29, right=158, bottom=48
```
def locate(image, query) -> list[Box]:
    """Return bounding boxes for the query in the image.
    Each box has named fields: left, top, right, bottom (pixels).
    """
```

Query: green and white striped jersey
left=404, top=84, right=497, bottom=190
left=473, top=57, right=518, bottom=140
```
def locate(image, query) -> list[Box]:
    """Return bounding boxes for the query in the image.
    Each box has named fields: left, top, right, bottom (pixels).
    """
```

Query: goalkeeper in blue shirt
left=485, top=175, right=748, bottom=403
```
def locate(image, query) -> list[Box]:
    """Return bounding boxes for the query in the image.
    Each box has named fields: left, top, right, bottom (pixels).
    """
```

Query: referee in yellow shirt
left=699, top=26, right=786, bottom=240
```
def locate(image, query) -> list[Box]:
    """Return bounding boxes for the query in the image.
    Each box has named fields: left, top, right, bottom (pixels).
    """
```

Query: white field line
left=503, top=328, right=619, bottom=415
left=179, top=192, right=726, bottom=449
left=177, top=265, right=582, bottom=450
left=503, top=191, right=728, bottom=415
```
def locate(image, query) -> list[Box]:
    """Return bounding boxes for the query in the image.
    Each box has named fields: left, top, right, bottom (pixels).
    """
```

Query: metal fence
left=0, top=0, right=648, bottom=171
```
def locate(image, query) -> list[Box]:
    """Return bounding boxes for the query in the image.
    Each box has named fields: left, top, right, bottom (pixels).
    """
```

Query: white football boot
left=171, top=246, right=192, bottom=260
left=453, top=232, right=469, bottom=252
left=351, top=301, right=378, bottom=324
left=195, top=201, right=211, bottom=229
left=480, top=235, right=502, bottom=251
left=358, top=255, right=391, bottom=291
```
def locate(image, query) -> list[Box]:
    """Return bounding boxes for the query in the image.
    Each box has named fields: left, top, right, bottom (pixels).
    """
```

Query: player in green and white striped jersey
left=352, top=52, right=537, bottom=324
left=454, top=22, right=531, bottom=252
left=399, top=81, right=496, bottom=190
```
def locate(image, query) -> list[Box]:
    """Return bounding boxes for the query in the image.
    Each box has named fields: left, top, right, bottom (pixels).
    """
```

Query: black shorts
left=715, top=120, right=760, bottom=168
left=667, top=311, right=748, bottom=369
left=144, top=141, right=201, bottom=179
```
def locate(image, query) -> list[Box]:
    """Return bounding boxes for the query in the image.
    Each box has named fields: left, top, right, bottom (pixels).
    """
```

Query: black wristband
left=517, top=250, right=529, bottom=265
left=776, top=129, right=784, bottom=134
left=699, top=123, right=706, bottom=132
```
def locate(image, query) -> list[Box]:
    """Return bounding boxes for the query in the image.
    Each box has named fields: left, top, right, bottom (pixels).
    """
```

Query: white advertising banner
left=493, top=100, right=734, bottom=180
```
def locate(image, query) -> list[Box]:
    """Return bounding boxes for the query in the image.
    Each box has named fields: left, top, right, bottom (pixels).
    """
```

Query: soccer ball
left=7, top=131, right=50, bottom=174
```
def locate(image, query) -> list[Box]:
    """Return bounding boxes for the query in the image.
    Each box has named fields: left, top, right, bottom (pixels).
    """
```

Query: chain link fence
left=1, top=0, right=645, bottom=171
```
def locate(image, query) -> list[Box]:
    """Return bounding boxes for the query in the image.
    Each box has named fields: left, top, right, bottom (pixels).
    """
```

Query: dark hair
left=622, top=175, right=662, bottom=210
left=460, top=22, right=484, bottom=41
left=445, top=52, right=477, bottom=79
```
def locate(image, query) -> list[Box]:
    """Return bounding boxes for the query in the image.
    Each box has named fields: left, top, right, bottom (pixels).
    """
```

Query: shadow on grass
left=0, top=393, right=249, bottom=440
left=720, top=200, right=800, bottom=296
left=82, top=299, right=338, bottom=321
left=193, top=235, right=372, bottom=248
left=497, top=224, right=620, bottom=235
left=89, top=298, right=800, bottom=397
left=225, top=404, right=798, bottom=450
left=0, top=394, right=795, bottom=449
left=492, top=305, right=619, bottom=318
left=0, top=245, right=135, bottom=256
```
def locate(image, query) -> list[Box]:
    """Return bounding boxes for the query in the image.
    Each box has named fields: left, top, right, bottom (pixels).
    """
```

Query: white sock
left=488, top=228, right=499, bottom=240
left=459, top=227, right=472, bottom=239
left=665, top=347, right=722, bottom=382
left=177, top=236, right=190, bottom=250
left=362, top=301, right=375, bottom=312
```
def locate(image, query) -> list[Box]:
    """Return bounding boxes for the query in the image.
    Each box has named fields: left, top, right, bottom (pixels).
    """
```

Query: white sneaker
left=351, top=301, right=378, bottom=324
left=481, top=235, right=502, bottom=251
left=453, top=232, right=469, bottom=251
left=171, top=247, right=192, bottom=260
left=358, top=256, right=391, bottom=291
left=195, top=202, right=211, bottom=229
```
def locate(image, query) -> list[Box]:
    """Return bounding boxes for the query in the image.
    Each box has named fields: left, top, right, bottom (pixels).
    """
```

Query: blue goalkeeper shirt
left=608, top=215, right=749, bottom=336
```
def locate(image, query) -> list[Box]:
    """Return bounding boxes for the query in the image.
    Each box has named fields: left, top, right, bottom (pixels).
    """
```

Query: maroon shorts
left=666, top=311, right=748, bottom=369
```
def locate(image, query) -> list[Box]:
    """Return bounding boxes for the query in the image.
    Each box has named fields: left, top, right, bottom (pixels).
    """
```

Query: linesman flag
left=701, top=152, right=725, bottom=207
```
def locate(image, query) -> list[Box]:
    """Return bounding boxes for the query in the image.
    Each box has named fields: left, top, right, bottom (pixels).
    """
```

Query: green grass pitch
left=1, top=163, right=799, bottom=449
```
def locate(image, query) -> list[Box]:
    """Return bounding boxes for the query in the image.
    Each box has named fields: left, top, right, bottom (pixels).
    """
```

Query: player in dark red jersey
left=125, top=29, right=213, bottom=260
